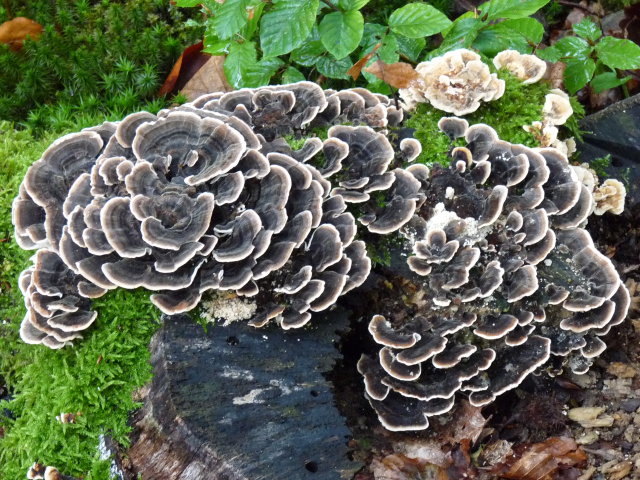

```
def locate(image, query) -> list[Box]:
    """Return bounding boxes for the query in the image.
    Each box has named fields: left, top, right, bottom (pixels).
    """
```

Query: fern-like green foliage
left=0, top=121, right=163, bottom=479
left=0, top=0, right=201, bottom=132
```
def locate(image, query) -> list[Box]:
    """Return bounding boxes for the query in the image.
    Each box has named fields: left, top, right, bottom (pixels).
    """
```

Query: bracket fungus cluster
left=357, top=117, right=630, bottom=431
left=399, top=49, right=505, bottom=115
left=13, top=82, right=419, bottom=348
left=12, top=78, right=629, bottom=434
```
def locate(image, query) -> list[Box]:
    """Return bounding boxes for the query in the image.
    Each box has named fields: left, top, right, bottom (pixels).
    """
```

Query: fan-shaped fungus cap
left=400, top=49, right=505, bottom=115
left=542, top=89, right=573, bottom=126
left=493, top=50, right=547, bottom=84
left=593, top=179, right=626, bottom=215
left=359, top=117, right=629, bottom=432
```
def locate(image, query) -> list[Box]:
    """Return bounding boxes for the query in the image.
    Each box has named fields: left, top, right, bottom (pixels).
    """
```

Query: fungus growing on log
left=13, top=83, right=409, bottom=347
left=358, top=120, right=629, bottom=432
left=399, top=49, right=505, bottom=115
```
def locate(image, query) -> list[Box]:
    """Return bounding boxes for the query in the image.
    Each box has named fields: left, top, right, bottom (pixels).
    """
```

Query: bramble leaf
left=479, top=0, right=550, bottom=20
left=396, top=34, right=426, bottom=61
left=590, top=71, right=631, bottom=93
left=211, top=0, right=258, bottom=40
left=473, top=18, right=544, bottom=55
left=595, top=36, right=640, bottom=70
left=338, top=0, right=370, bottom=9
left=290, top=28, right=325, bottom=66
left=260, top=0, right=319, bottom=57
left=573, top=18, right=601, bottom=43
left=554, top=36, right=591, bottom=59
left=319, top=10, right=364, bottom=59
left=282, top=66, right=306, bottom=83
left=426, top=17, right=481, bottom=58
left=388, top=3, right=451, bottom=39
left=317, top=55, right=352, bottom=78
left=564, top=58, right=595, bottom=93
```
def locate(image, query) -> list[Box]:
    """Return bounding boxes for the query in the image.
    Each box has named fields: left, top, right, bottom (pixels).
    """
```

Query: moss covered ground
left=0, top=120, right=164, bottom=479
left=405, top=71, right=583, bottom=165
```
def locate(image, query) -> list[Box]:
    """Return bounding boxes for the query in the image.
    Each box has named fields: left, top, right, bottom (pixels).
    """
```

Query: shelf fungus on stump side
left=13, top=82, right=416, bottom=347
left=358, top=121, right=629, bottom=432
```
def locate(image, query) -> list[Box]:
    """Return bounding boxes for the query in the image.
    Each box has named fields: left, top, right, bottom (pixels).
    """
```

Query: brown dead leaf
left=158, top=41, right=212, bottom=97
left=0, top=17, right=43, bottom=51
left=437, top=399, right=487, bottom=445
left=364, top=60, right=419, bottom=89
left=492, top=437, right=588, bottom=480
left=606, top=361, right=637, bottom=379
left=371, top=454, right=449, bottom=480
left=347, top=43, right=381, bottom=81
left=180, top=55, right=232, bottom=101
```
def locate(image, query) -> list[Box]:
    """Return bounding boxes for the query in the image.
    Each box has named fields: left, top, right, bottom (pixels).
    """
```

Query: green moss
left=0, top=0, right=201, bottom=132
left=0, top=121, right=163, bottom=479
left=405, top=72, right=556, bottom=165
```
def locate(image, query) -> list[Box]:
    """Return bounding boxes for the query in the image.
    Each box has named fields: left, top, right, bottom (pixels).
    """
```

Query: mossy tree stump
left=127, top=312, right=359, bottom=480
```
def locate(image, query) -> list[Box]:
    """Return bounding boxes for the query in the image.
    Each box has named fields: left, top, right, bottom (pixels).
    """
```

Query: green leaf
left=378, top=33, right=399, bottom=63
left=224, top=41, right=257, bottom=87
left=290, top=27, right=325, bottom=66
left=536, top=45, right=562, bottom=62
left=202, top=38, right=231, bottom=55
left=174, top=0, right=202, bottom=6
left=427, top=17, right=481, bottom=58
left=564, top=57, right=595, bottom=94
left=360, top=22, right=386, bottom=52
left=388, top=3, right=451, bottom=38
left=224, top=41, right=257, bottom=88
left=338, top=0, right=370, bottom=9
left=573, top=18, right=601, bottom=42
left=317, top=55, right=352, bottom=78
left=595, top=36, right=640, bottom=70
left=211, top=0, right=255, bottom=40
left=479, top=0, right=550, bottom=20
left=260, top=0, right=319, bottom=57
left=396, top=34, right=426, bottom=61
left=243, top=1, right=266, bottom=40
left=473, top=18, right=543, bottom=56
left=319, top=10, right=364, bottom=59
left=282, top=66, right=307, bottom=83
left=554, top=36, right=591, bottom=59
left=244, top=57, right=284, bottom=87
left=590, top=71, right=631, bottom=93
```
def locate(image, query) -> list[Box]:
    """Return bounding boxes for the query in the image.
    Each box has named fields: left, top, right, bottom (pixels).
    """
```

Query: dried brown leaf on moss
left=158, top=41, right=211, bottom=97
left=371, top=453, right=449, bottom=480
left=181, top=55, right=232, bottom=101
left=491, top=437, right=587, bottom=480
left=365, top=60, right=419, bottom=89
left=347, top=43, right=381, bottom=81
left=0, top=17, right=43, bottom=51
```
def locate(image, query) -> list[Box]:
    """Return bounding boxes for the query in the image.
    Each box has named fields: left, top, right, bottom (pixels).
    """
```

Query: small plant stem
left=320, top=0, right=340, bottom=12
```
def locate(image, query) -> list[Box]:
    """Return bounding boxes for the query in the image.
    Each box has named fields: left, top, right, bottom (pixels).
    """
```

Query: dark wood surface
left=128, top=311, right=360, bottom=480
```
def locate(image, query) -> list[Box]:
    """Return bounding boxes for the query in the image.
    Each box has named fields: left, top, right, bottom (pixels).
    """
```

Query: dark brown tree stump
left=127, top=311, right=360, bottom=480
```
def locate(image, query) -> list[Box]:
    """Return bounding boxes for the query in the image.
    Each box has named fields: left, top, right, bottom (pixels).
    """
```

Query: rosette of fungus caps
left=399, top=49, right=505, bottom=114
left=13, top=82, right=418, bottom=348
left=358, top=117, right=629, bottom=431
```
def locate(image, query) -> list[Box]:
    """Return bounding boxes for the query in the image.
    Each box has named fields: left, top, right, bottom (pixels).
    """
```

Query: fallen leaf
left=0, top=17, right=43, bottom=51
left=180, top=55, right=232, bottom=101
left=568, top=407, right=614, bottom=428
left=606, top=361, right=637, bottom=379
left=601, top=460, right=632, bottom=480
left=347, top=43, right=381, bottom=81
left=492, top=437, right=588, bottom=480
left=371, top=453, right=448, bottom=480
left=437, top=399, right=487, bottom=445
left=364, top=60, right=419, bottom=89
left=158, top=41, right=212, bottom=97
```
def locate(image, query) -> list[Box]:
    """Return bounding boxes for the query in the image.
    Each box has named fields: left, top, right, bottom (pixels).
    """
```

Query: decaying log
left=127, top=311, right=360, bottom=480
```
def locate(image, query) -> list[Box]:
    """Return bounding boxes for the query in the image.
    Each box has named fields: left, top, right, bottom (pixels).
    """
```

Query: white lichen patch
left=200, top=292, right=258, bottom=326
left=233, top=388, right=266, bottom=405
left=425, top=202, right=492, bottom=247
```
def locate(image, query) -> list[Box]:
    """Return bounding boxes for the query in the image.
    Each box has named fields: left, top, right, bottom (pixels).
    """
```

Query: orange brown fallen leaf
left=347, top=43, right=381, bottom=81
left=491, top=436, right=587, bottom=480
left=364, top=60, right=420, bottom=89
left=0, top=17, right=43, bottom=51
